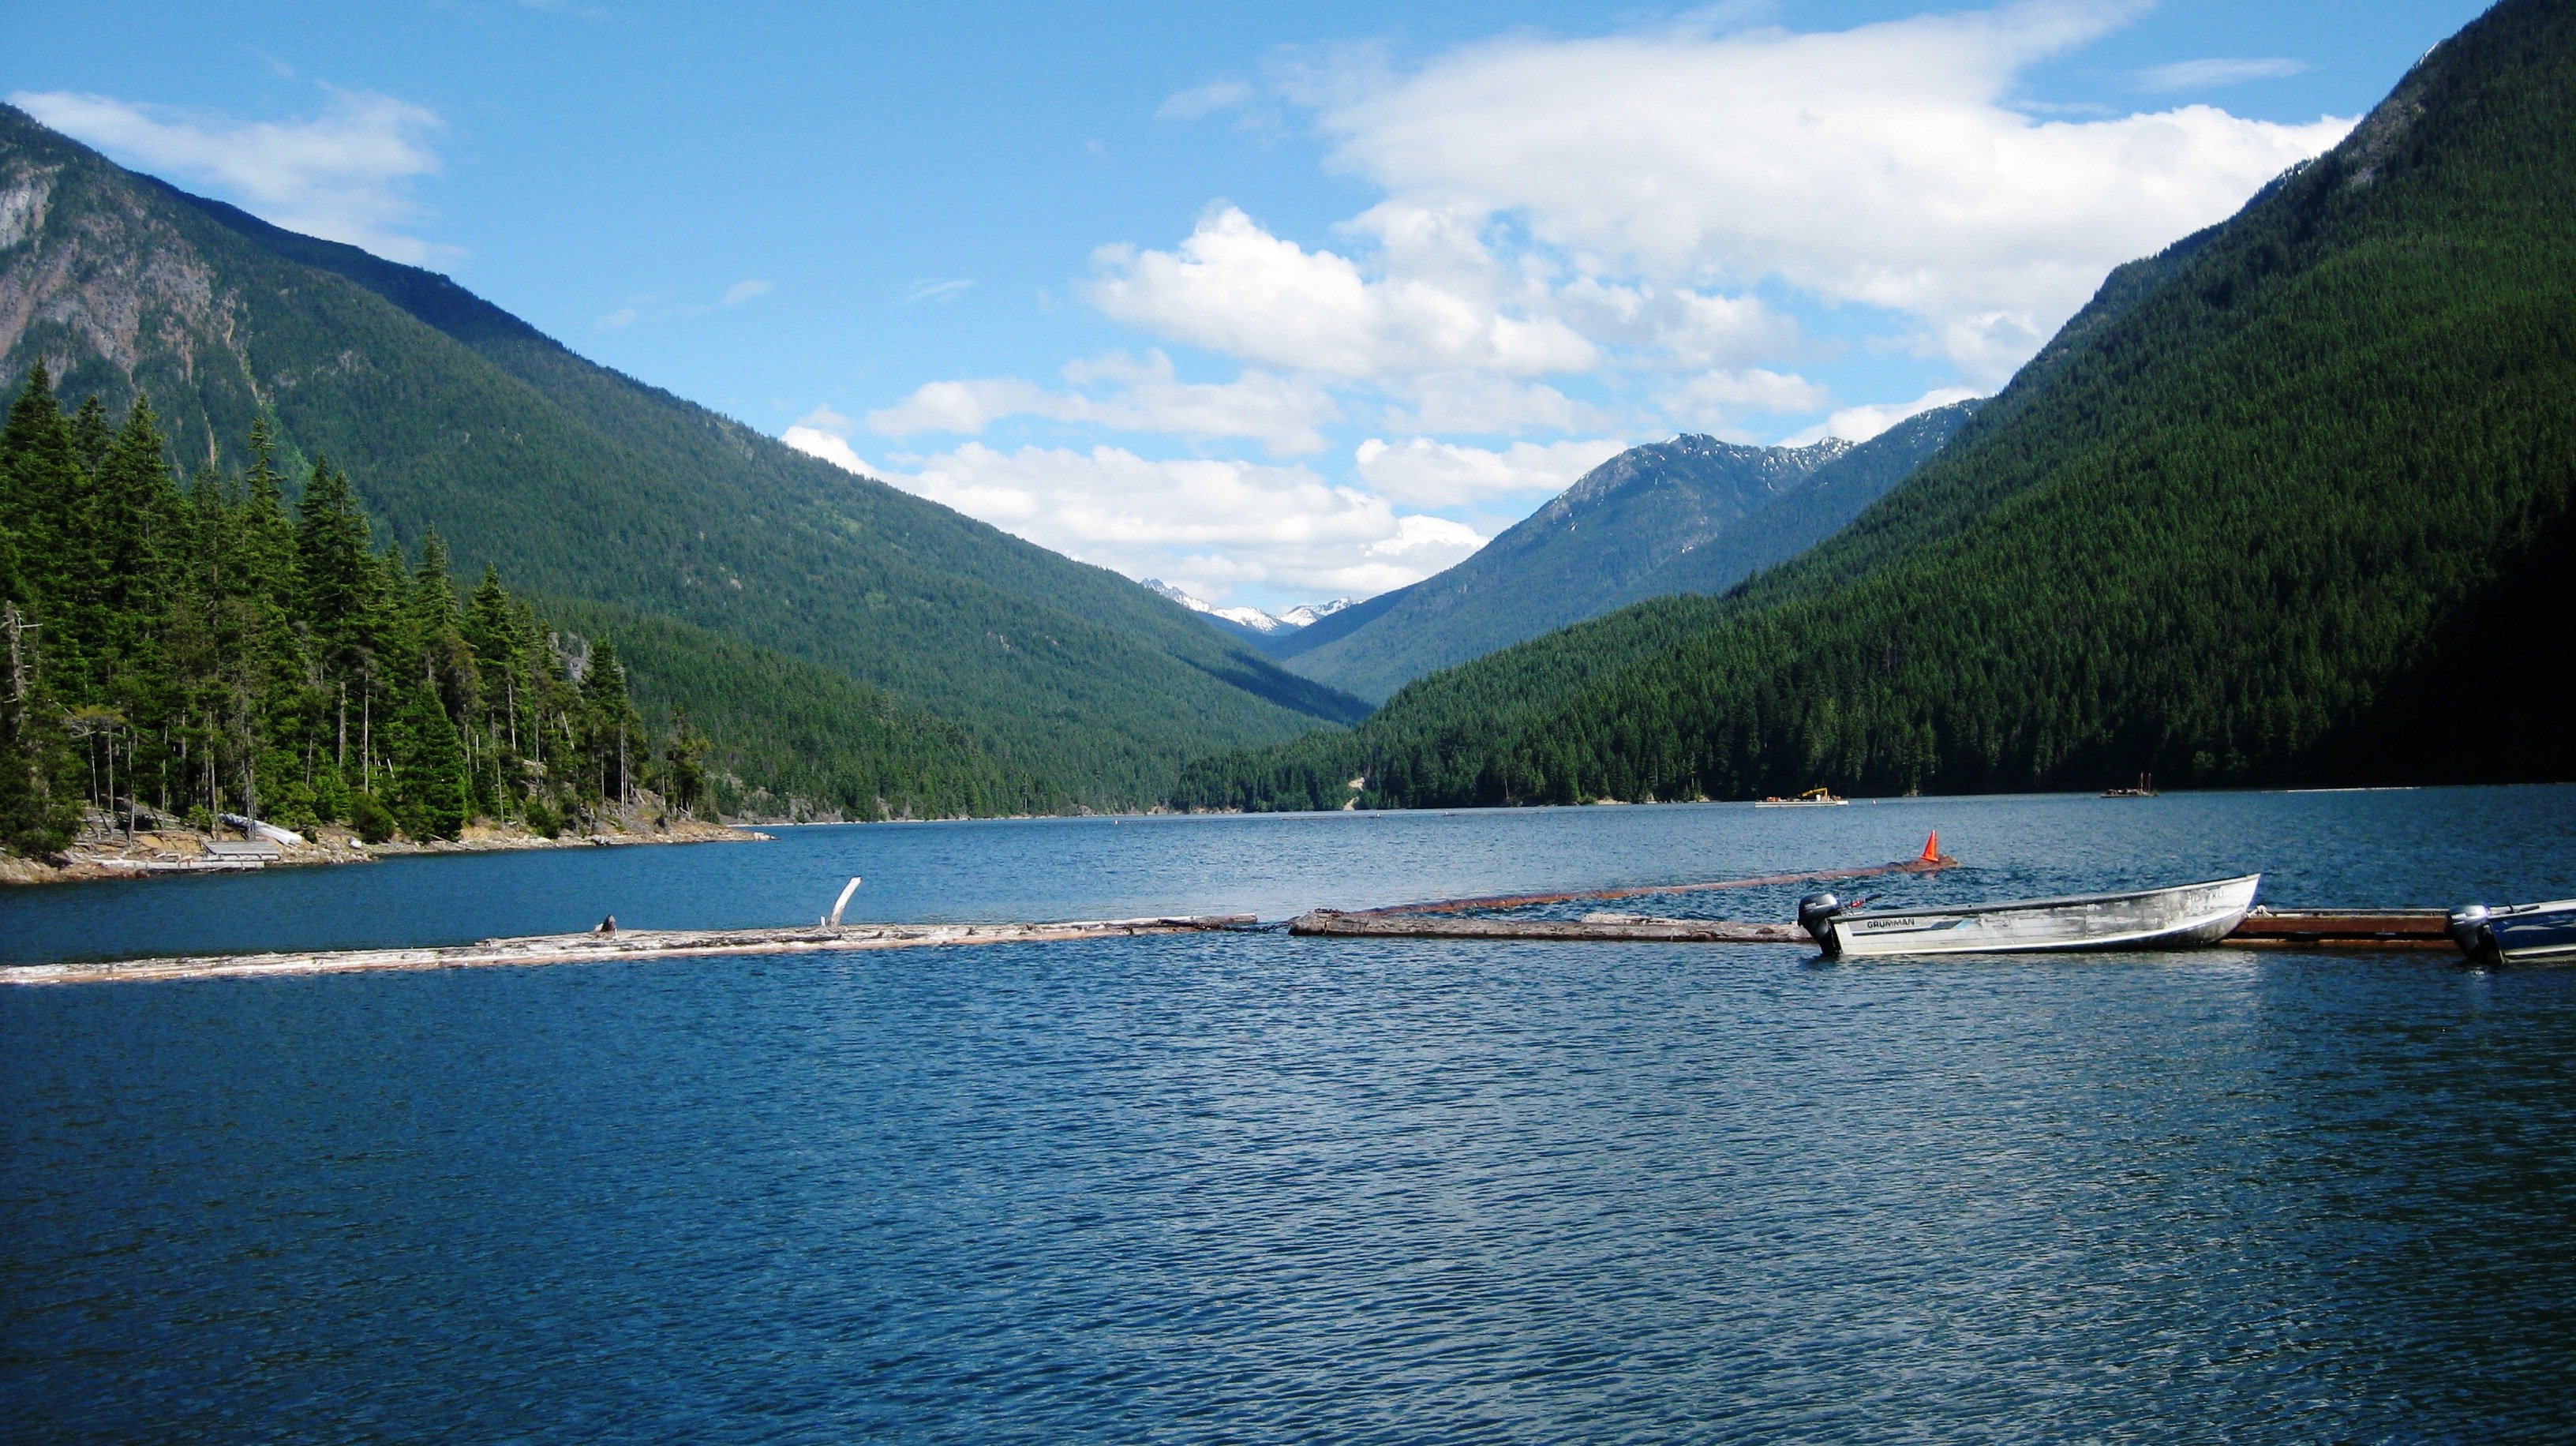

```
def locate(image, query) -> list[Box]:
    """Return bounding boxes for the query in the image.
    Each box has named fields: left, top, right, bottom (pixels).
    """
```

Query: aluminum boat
left=2445, top=899, right=2576, bottom=965
left=1799, top=875, right=2263, bottom=958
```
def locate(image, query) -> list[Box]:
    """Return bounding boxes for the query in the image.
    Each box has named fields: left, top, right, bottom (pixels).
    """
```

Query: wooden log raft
left=0, top=915, right=1260, bottom=987
left=1289, top=909, right=1808, bottom=944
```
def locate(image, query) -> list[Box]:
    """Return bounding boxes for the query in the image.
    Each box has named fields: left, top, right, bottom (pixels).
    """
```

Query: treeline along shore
left=0, top=364, right=734, bottom=873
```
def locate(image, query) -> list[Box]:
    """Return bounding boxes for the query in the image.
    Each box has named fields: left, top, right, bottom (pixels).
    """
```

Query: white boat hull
left=1821, top=875, right=2262, bottom=958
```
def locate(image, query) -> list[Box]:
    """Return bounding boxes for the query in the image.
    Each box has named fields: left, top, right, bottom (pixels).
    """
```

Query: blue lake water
left=5, top=786, right=2576, bottom=1440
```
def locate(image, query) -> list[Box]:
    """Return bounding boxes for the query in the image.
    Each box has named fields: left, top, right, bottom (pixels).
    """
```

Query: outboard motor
left=2447, top=904, right=2499, bottom=965
left=1798, top=891, right=1844, bottom=954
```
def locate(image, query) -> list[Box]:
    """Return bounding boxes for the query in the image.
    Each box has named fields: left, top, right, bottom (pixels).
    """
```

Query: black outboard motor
left=1799, top=891, right=1844, bottom=954
left=2447, top=904, right=2499, bottom=965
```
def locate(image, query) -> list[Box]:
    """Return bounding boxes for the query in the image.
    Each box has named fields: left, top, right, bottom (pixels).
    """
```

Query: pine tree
left=391, top=664, right=469, bottom=841
left=662, top=703, right=711, bottom=815
left=579, top=638, right=642, bottom=807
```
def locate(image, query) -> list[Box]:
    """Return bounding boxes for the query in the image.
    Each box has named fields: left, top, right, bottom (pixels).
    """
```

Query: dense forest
left=0, top=365, right=687, bottom=854
left=1178, top=0, right=2576, bottom=812
left=0, top=368, right=1040, bottom=857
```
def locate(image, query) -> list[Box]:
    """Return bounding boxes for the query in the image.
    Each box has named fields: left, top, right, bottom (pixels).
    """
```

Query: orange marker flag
left=1920, top=830, right=1941, bottom=863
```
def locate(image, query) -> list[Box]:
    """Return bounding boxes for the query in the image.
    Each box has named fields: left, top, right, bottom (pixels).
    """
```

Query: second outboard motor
left=2447, top=904, right=2499, bottom=965
left=1798, top=891, right=1844, bottom=953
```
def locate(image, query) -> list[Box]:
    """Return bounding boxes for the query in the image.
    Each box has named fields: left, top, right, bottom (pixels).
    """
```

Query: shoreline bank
left=0, top=815, right=769, bottom=887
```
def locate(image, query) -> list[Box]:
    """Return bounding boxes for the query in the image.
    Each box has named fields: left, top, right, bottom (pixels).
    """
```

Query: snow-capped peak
left=1274, top=598, right=1354, bottom=628
left=1141, top=579, right=1357, bottom=634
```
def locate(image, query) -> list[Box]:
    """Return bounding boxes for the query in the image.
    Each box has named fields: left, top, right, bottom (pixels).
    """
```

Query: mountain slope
left=1284, top=411, right=1975, bottom=702
left=0, top=107, right=1364, bottom=807
left=1178, top=0, right=2576, bottom=810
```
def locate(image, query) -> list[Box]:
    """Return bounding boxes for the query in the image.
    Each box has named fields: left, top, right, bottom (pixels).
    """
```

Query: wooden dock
left=2218, top=907, right=2454, bottom=950
left=0, top=915, right=1260, bottom=987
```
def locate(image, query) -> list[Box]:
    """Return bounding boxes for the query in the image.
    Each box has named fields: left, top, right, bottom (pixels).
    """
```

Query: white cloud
left=1158, top=79, right=1254, bottom=121
left=722, top=279, right=773, bottom=305
left=15, top=88, right=451, bottom=264
left=903, top=278, right=975, bottom=304
left=1784, top=385, right=1985, bottom=444
left=1659, top=369, right=1831, bottom=431
left=863, top=351, right=1340, bottom=456
left=1301, top=2, right=2351, bottom=383
left=598, top=306, right=639, bottom=330
left=867, top=379, right=1058, bottom=437
left=1088, top=205, right=1596, bottom=378
left=784, top=436, right=1483, bottom=601
left=1354, top=436, right=1627, bottom=508
left=2133, top=58, right=2309, bottom=92
left=781, top=425, right=882, bottom=478
left=1378, top=373, right=1611, bottom=436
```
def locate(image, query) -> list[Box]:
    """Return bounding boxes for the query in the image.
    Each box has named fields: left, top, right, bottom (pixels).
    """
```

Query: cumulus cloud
left=1658, top=369, right=1831, bottom=432
left=1299, top=1, right=2351, bottom=383
left=784, top=434, right=1485, bottom=600
left=781, top=425, right=882, bottom=478
left=1354, top=436, right=1627, bottom=508
left=14, top=88, right=450, bottom=263
left=1784, top=385, right=1986, bottom=444
left=865, top=350, right=1340, bottom=456
left=1088, top=205, right=1596, bottom=378
left=1377, top=373, right=1611, bottom=436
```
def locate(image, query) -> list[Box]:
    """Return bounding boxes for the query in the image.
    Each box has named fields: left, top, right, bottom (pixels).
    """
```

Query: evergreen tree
left=390, top=665, right=469, bottom=841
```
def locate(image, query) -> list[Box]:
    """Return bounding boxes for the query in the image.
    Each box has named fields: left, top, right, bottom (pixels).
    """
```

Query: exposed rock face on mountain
left=1283, top=409, right=1978, bottom=702
left=0, top=104, right=1366, bottom=807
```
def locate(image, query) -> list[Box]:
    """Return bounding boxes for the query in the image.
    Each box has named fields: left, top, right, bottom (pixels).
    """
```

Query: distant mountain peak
left=1142, top=579, right=1355, bottom=636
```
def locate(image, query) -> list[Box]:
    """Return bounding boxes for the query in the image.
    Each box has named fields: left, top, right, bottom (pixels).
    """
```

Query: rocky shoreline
left=0, top=813, right=769, bottom=886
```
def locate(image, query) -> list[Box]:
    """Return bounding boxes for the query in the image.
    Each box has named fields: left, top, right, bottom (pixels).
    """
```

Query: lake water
left=6, top=787, right=2576, bottom=1440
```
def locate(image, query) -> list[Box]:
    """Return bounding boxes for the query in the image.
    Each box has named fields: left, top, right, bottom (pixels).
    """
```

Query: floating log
left=1289, top=909, right=1808, bottom=944
left=0, top=915, right=1260, bottom=987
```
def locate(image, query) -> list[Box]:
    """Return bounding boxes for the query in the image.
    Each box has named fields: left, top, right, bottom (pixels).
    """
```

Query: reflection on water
left=4, top=787, right=2574, bottom=1440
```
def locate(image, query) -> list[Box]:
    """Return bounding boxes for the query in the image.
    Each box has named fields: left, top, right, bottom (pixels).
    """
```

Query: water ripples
left=8, top=791, right=2576, bottom=1440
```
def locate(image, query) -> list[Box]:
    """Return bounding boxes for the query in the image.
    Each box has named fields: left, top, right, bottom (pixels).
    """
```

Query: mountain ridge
left=1282, top=411, right=1975, bottom=702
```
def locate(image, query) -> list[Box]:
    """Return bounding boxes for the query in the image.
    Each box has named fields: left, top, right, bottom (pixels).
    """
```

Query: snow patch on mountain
left=1143, top=579, right=1355, bottom=634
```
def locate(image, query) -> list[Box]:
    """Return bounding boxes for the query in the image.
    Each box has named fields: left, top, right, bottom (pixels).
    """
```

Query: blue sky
left=7, top=1, right=2489, bottom=609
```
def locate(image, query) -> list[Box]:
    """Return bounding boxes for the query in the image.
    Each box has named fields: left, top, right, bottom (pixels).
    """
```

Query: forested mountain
left=1178, top=0, right=2575, bottom=812
left=0, top=105, right=1364, bottom=817
left=1283, top=409, right=1976, bottom=702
